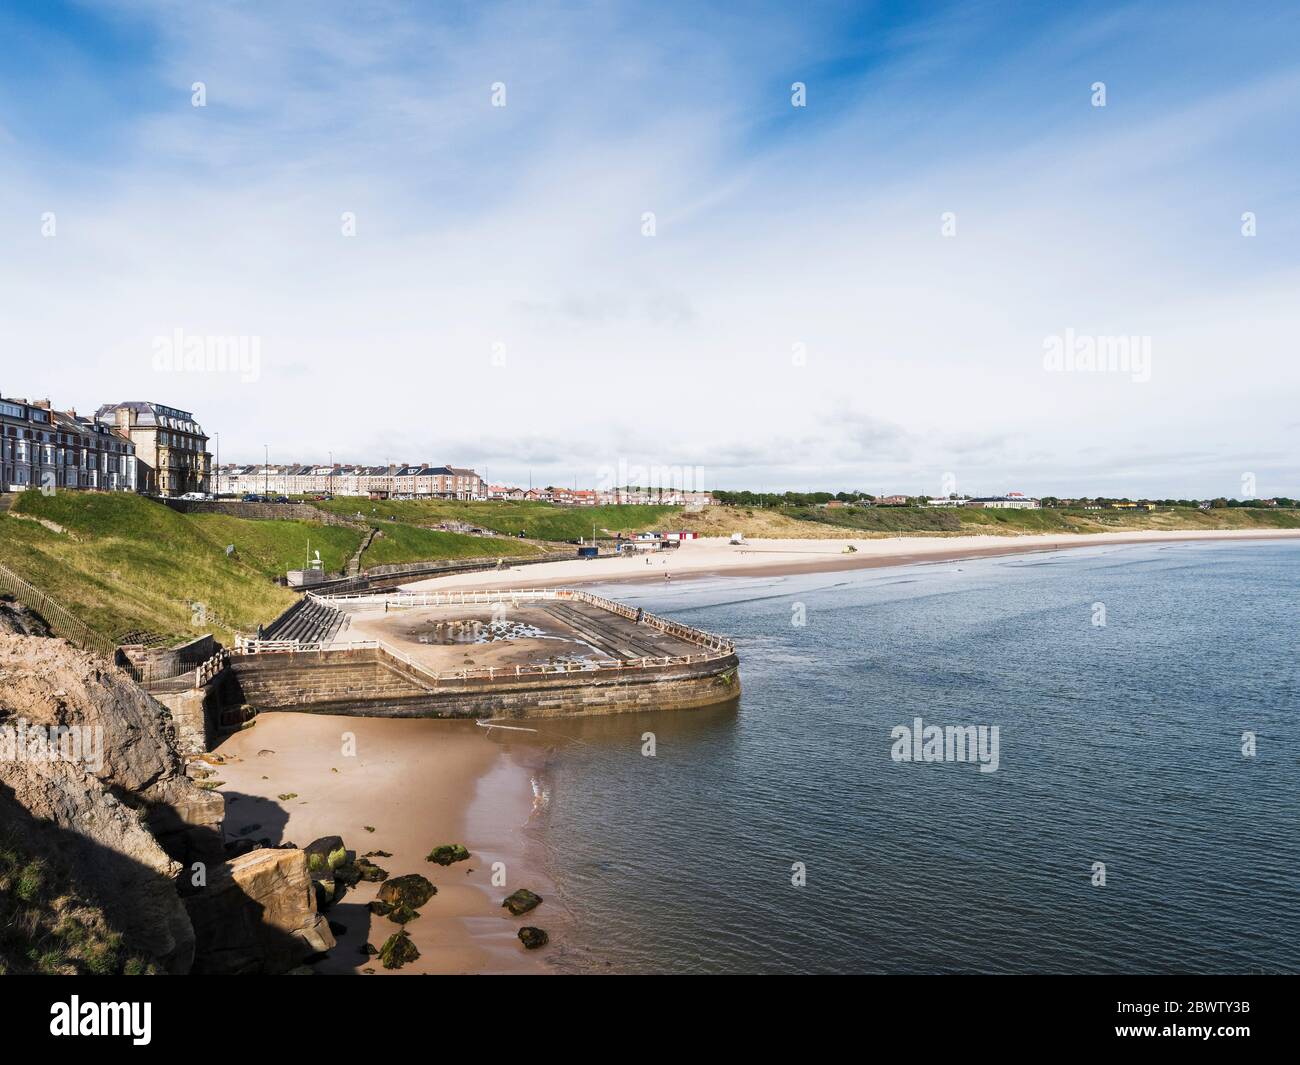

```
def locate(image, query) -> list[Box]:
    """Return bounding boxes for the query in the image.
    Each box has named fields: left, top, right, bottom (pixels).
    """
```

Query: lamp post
left=264, top=444, right=269, bottom=497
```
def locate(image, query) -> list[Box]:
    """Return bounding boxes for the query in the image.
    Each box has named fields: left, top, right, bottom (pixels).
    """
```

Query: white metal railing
left=308, top=587, right=734, bottom=655
left=231, top=587, right=736, bottom=683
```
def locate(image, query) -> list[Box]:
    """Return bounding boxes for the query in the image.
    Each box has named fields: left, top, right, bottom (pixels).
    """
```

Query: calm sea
left=522, top=539, right=1300, bottom=974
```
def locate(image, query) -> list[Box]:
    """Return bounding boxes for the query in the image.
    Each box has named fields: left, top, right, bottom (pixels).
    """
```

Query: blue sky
left=1, top=1, right=1297, bottom=496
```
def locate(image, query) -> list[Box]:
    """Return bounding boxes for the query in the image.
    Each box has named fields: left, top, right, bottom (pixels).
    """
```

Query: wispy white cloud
left=1, top=1, right=1296, bottom=496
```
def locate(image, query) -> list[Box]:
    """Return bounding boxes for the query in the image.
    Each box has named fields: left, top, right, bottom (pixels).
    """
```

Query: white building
left=968, top=492, right=1040, bottom=510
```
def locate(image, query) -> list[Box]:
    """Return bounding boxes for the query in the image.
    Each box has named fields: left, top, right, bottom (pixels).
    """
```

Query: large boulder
left=185, top=847, right=335, bottom=974
left=378, top=929, right=419, bottom=970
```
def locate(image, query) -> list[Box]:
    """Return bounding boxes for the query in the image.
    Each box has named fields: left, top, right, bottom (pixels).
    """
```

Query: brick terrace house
left=1, top=393, right=137, bottom=493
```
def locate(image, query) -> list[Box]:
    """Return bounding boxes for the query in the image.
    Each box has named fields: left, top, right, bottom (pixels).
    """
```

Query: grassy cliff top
left=2, top=491, right=297, bottom=645
left=0, top=493, right=557, bottom=647
left=3, top=492, right=1294, bottom=646
left=681, top=502, right=1300, bottom=538
left=313, top=496, right=677, bottom=541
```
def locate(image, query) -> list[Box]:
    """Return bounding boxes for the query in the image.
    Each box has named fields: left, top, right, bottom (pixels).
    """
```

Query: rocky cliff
left=0, top=634, right=333, bottom=975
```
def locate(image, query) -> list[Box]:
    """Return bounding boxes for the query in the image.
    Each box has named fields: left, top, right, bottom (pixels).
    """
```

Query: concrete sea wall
left=228, top=645, right=739, bottom=719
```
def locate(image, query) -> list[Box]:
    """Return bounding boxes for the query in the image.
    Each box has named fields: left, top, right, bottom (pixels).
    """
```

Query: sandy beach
left=402, top=529, right=1300, bottom=593
left=211, top=712, right=557, bottom=974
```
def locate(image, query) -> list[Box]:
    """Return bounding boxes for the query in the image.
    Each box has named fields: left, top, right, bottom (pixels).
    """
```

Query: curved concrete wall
left=229, top=645, right=739, bottom=719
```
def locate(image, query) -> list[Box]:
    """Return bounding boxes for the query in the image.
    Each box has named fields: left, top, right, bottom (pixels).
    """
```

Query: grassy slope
left=0, top=830, right=159, bottom=975
left=690, top=503, right=1300, bottom=539
left=316, top=497, right=677, bottom=541
left=185, top=513, right=363, bottom=576
left=360, top=521, right=544, bottom=568
left=3, top=493, right=1293, bottom=647
left=2, top=492, right=295, bottom=644
left=953, top=506, right=1300, bottom=533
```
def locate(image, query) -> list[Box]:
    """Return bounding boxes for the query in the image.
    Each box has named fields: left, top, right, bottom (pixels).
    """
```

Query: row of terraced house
left=1, top=391, right=212, bottom=497
left=215, top=463, right=486, bottom=500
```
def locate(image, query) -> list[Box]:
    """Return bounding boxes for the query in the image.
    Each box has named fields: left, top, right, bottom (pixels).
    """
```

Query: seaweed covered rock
left=304, top=835, right=359, bottom=902
left=385, top=901, right=421, bottom=925
left=313, top=876, right=337, bottom=910
left=426, top=843, right=470, bottom=866
left=354, top=856, right=388, bottom=883
left=377, top=874, right=435, bottom=910
left=502, top=888, right=542, bottom=916
left=378, top=929, right=419, bottom=970
left=518, top=927, right=549, bottom=950
left=303, top=836, right=348, bottom=874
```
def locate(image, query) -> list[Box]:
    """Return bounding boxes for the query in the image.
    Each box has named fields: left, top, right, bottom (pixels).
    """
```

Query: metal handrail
left=306, top=587, right=736, bottom=655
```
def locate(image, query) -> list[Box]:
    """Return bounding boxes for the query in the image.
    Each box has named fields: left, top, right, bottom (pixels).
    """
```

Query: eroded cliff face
left=0, top=634, right=335, bottom=975
left=0, top=634, right=225, bottom=862
left=0, top=635, right=216, bottom=972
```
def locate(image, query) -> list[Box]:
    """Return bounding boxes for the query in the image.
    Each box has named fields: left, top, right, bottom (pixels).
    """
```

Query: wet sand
left=401, top=529, right=1300, bottom=592
left=212, top=712, right=557, bottom=974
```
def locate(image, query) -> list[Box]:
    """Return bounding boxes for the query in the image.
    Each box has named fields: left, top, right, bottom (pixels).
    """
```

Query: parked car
left=178, top=491, right=210, bottom=500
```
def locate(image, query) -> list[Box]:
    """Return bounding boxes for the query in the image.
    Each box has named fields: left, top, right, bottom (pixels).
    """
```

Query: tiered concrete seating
left=263, top=598, right=349, bottom=644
